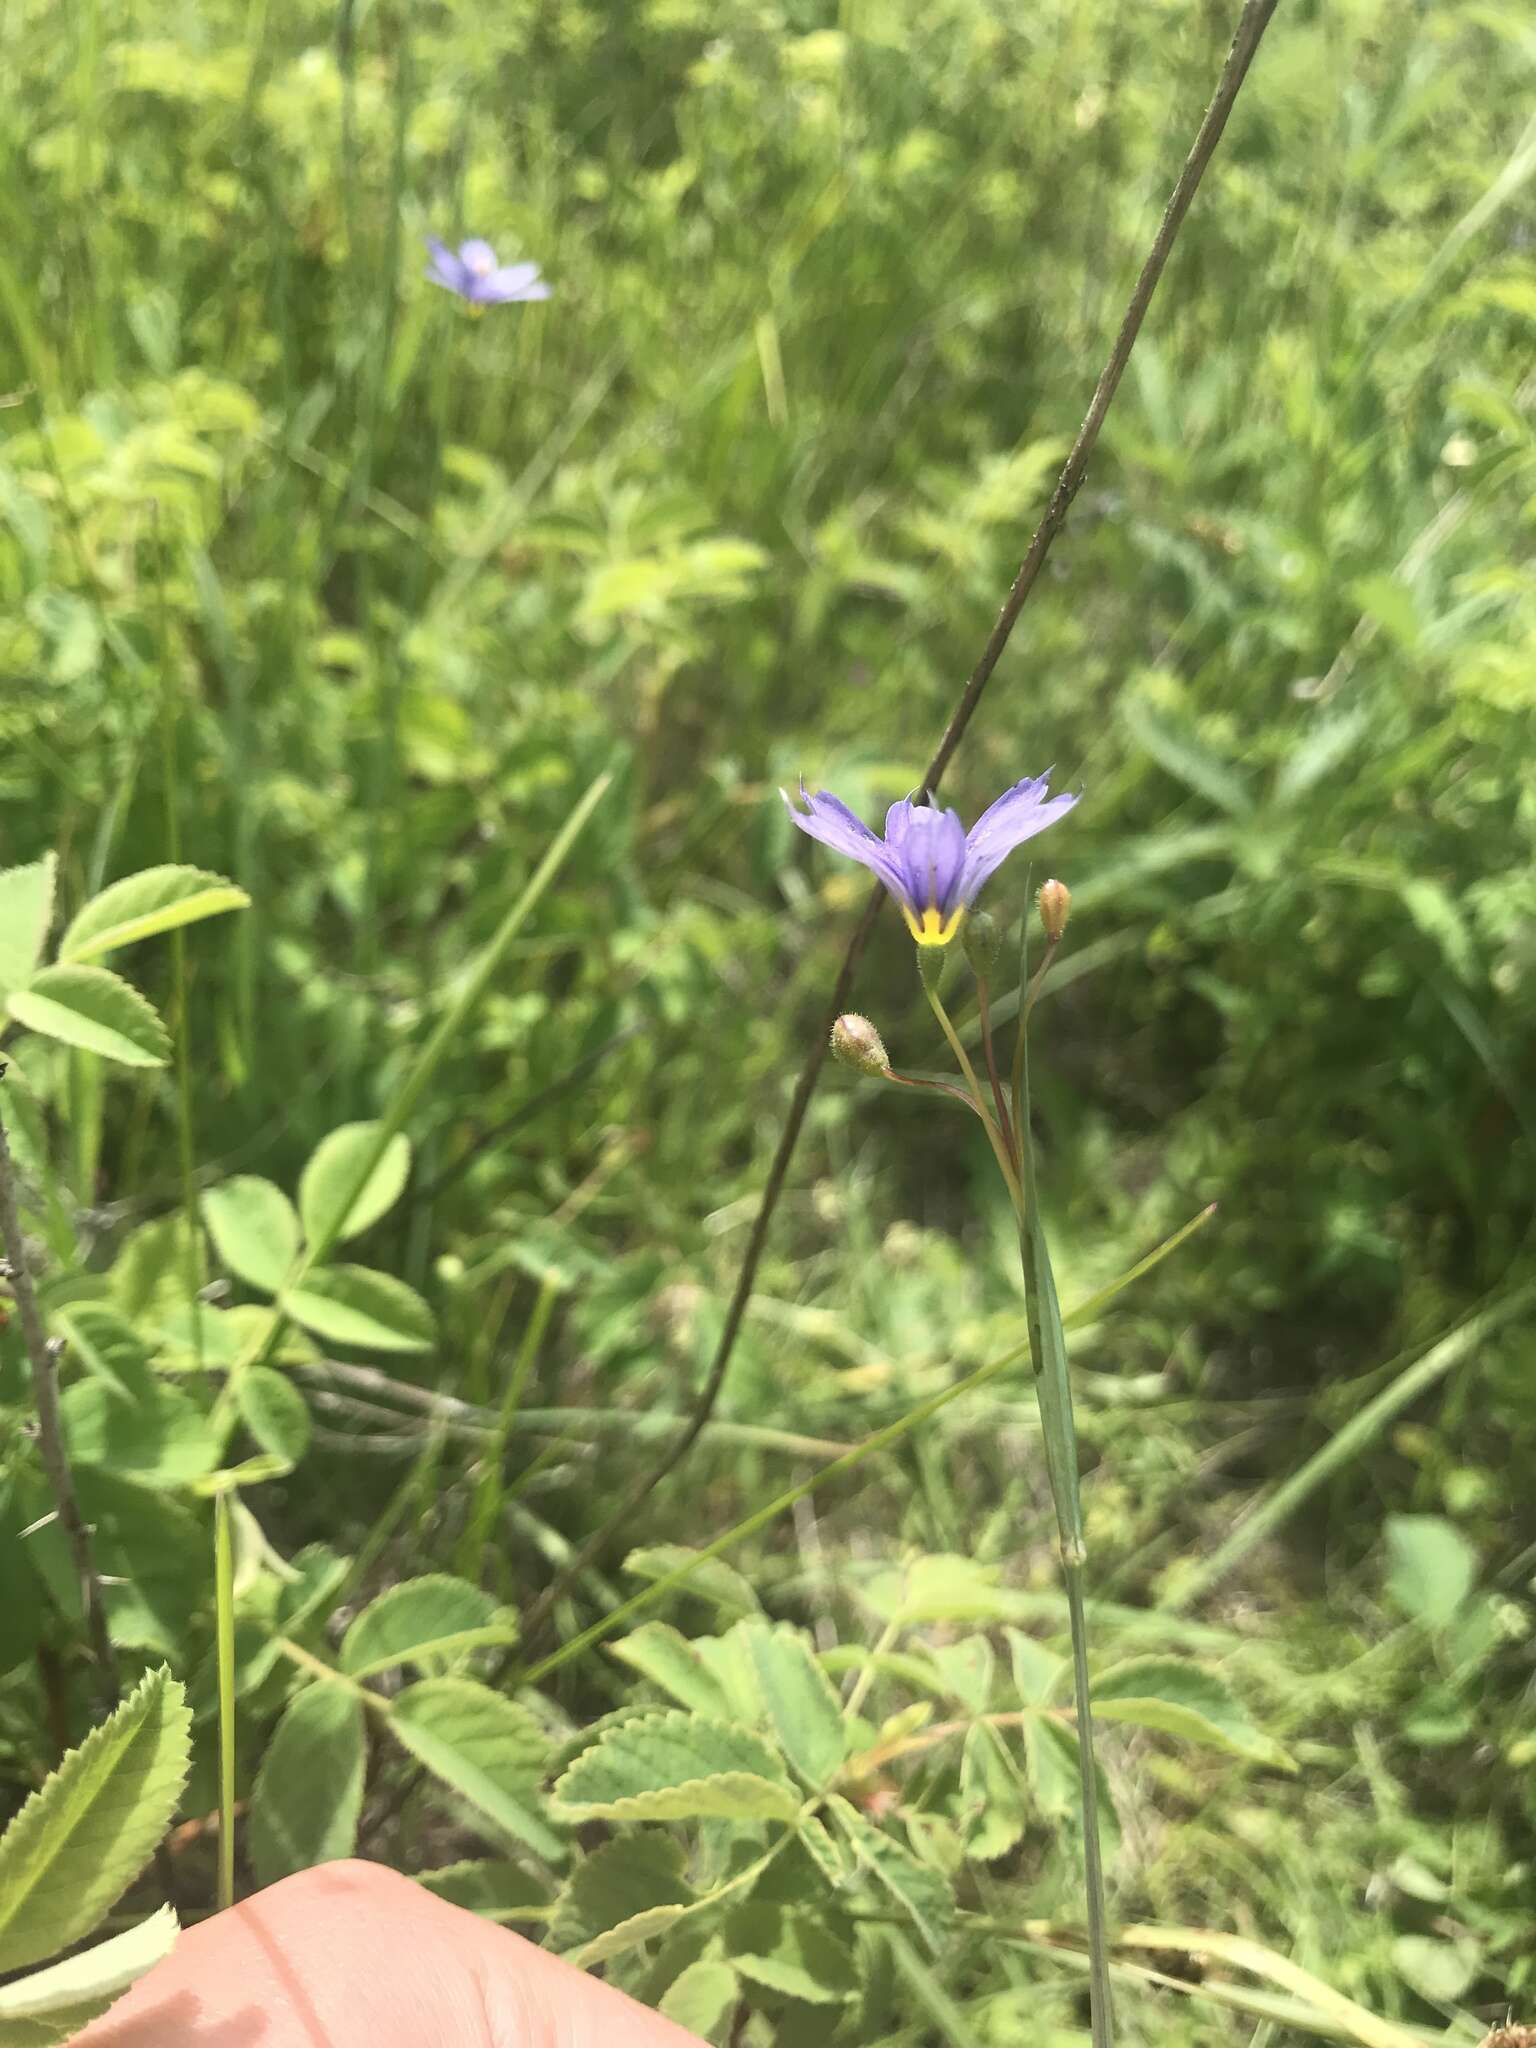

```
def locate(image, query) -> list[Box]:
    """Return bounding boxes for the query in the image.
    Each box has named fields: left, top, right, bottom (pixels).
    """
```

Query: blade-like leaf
left=248, top=1682, right=366, bottom=1885
left=552, top=1710, right=798, bottom=1825
left=298, top=1123, right=412, bottom=1250
left=202, top=1178, right=301, bottom=1294
left=0, top=857, right=56, bottom=1008
left=7, top=966, right=169, bottom=1068
left=59, top=865, right=249, bottom=964
left=281, top=1266, right=435, bottom=1353
left=340, top=1576, right=509, bottom=1678
left=0, top=1667, right=190, bottom=1973
left=1090, top=1656, right=1293, bottom=1770
left=388, top=1679, right=562, bottom=1862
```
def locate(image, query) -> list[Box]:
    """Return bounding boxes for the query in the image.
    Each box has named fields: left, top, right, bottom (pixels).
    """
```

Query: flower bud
left=962, top=911, right=1002, bottom=979
left=830, top=1013, right=891, bottom=1078
left=917, top=943, right=950, bottom=995
left=1037, top=879, right=1071, bottom=943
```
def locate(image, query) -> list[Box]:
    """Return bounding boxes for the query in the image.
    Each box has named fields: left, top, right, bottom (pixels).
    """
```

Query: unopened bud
left=1037, top=879, right=1071, bottom=943
left=917, top=943, right=950, bottom=995
left=830, top=1014, right=891, bottom=1078
left=962, top=911, right=1002, bottom=978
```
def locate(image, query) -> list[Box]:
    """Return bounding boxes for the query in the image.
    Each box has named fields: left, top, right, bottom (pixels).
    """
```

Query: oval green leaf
left=340, top=1575, right=507, bottom=1678
left=202, top=1177, right=300, bottom=1294
left=298, top=1123, right=412, bottom=1251
left=7, top=965, right=169, bottom=1068
left=60, top=864, right=249, bottom=963
left=249, top=1682, right=365, bottom=1886
left=280, top=1266, right=434, bottom=1354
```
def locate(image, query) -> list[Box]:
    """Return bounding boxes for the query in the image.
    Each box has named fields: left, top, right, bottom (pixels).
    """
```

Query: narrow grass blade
left=214, top=1489, right=236, bottom=1911
left=1016, top=1023, right=1115, bottom=2048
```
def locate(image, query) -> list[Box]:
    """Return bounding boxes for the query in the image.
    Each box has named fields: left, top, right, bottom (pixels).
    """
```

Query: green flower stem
left=923, top=983, right=1024, bottom=1213
left=975, top=977, right=1017, bottom=1167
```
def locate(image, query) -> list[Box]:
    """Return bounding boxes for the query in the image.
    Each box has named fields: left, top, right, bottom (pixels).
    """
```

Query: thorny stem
left=0, top=1079, right=118, bottom=1710
left=518, top=0, right=1282, bottom=1643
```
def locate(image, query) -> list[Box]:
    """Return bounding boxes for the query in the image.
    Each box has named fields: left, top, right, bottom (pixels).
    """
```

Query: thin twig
left=518, top=0, right=1282, bottom=1650
left=0, top=1079, right=117, bottom=1709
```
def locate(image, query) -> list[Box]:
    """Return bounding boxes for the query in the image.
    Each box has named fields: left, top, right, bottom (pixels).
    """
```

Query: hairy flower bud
left=830, top=1014, right=891, bottom=1078
left=1037, top=879, right=1071, bottom=942
left=962, top=911, right=1002, bottom=978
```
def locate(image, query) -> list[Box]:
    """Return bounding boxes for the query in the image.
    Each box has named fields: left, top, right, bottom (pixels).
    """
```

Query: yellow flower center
left=902, top=905, right=965, bottom=947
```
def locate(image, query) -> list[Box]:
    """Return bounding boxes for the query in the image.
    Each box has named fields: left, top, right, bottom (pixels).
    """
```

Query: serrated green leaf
left=388, top=1679, right=562, bottom=1861
left=248, top=1682, right=365, bottom=1885
left=203, top=1178, right=300, bottom=1294
left=623, top=1545, right=761, bottom=1617
left=299, top=1122, right=412, bottom=1250
left=7, top=965, right=169, bottom=1068
left=416, top=1861, right=550, bottom=1923
left=1385, top=1515, right=1477, bottom=1631
left=660, top=1958, right=738, bottom=2039
left=827, top=1794, right=953, bottom=1948
left=59, top=865, right=249, bottom=963
left=1005, top=1628, right=1065, bottom=1707
left=1090, top=1656, right=1293, bottom=1770
left=741, top=1621, right=847, bottom=1787
left=570, top=1903, right=690, bottom=1968
left=609, top=1623, right=734, bottom=1718
left=796, top=1813, right=854, bottom=1888
left=960, top=1722, right=1027, bottom=1862
left=551, top=1833, right=691, bottom=1954
left=931, top=1637, right=996, bottom=1715
left=552, top=1710, right=798, bottom=1825
left=281, top=1265, right=434, bottom=1353
left=60, top=1379, right=219, bottom=1489
left=0, top=857, right=56, bottom=1008
left=341, top=1575, right=508, bottom=1678
left=863, top=1554, right=1025, bottom=1626
left=0, top=1666, right=190, bottom=1973
left=730, top=1904, right=858, bottom=2004
left=234, top=1367, right=311, bottom=1468
left=0, top=1906, right=176, bottom=2031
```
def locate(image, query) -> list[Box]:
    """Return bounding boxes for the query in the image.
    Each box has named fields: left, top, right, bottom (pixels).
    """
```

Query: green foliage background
left=2, top=0, right=1536, bottom=2036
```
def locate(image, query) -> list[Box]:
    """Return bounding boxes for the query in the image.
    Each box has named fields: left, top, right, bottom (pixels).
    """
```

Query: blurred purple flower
left=783, top=774, right=1079, bottom=945
left=425, top=237, right=551, bottom=306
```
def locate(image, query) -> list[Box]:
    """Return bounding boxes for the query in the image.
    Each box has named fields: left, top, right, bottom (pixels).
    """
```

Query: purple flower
left=783, top=774, right=1079, bottom=945
left=425, top=236, right=552, bottom=306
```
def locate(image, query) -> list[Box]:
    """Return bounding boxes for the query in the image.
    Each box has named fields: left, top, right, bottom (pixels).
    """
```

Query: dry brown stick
left=519, top=0, right=1282, bottom=1654
left=0, top=1078, right=118, bottom=1710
